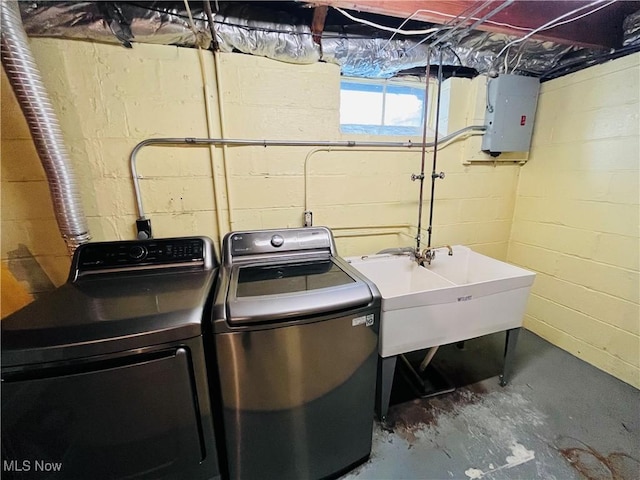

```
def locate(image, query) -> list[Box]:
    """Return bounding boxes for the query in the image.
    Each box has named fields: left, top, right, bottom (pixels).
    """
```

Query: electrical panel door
left=482, top=74, right=540, bottom=154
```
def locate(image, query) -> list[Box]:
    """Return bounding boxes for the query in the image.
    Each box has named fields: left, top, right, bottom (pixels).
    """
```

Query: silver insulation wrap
left=17, top=2, right=606, bottom=77
left=623, top=9, right=640, bottom=46
left=1, top=0, right=91, bottom=253
left=321, top=27, right=590, bottom=77
left=214, top=4, right=320, bottom=64
left=20, top=2, right=319, bottom=64
left=322, top=33, right=440, bottom=78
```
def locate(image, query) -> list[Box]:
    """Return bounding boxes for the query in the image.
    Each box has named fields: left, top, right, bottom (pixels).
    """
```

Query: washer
left=1, top=237, right=221, bottom=480
left=211, top=227, right=381, bottom=480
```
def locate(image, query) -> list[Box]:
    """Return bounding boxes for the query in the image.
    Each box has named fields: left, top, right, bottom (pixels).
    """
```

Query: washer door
left=1, top=347, right=212, bottom=480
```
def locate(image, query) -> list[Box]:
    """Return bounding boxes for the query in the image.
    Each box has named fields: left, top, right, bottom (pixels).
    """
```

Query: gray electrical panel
left=482, top=74, right=540, bottom=155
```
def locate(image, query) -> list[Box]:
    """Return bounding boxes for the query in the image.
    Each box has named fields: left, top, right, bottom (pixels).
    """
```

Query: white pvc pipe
left=213, top=51, right=234, bottom=234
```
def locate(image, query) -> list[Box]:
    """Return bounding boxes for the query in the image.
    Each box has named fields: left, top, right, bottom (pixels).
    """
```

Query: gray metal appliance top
left=218, top=227, right=378, bottom=326
left=223, top=226, right=337, bottom=265
left=2, top=236, right=217, bottom=367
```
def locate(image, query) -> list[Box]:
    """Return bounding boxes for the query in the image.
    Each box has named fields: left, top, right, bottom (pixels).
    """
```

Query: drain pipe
left=1, top=0, right=90, bottom=254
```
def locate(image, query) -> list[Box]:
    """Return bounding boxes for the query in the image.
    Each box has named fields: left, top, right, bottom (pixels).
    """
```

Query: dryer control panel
left=71, top=237, right=214, bottom=279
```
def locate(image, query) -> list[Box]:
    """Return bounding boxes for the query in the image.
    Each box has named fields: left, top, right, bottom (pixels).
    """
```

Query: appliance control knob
left=270, top=235, right=285, bottom=248
left=129, top=245, right=147, bottom=260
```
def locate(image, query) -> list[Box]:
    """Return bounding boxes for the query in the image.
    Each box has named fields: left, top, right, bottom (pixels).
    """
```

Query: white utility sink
left=346, top=246, right=535, bottom=358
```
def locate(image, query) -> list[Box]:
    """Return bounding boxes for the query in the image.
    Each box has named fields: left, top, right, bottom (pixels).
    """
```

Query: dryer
left=1, top=237, right=221, bottom=480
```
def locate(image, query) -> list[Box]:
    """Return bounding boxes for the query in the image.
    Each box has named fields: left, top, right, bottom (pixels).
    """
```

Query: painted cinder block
left=1, top=219, right=67, bottom=258
left=510, top=221, right=599, bottom=260
left=592, top=233, right=639, bottom=270
left=510, top=52, right=640, bottom=387
left=222, top=53, right=340, bottom=110
left=312, top=203, right=415, bottom=230
left=531, top=272, right=639, bottom=336
left=527, top=295, right=639, bottom=368
left=223, top=104, right=339, bottom=139
left=308, top=174, right=414, bottom=206
left=149, top=211, right=219, bottom=242
left=524, top=138, right=640, bottom=172
left=525, top=315, right=639, bottom=389
left=139, top=177, right=216, bottom=214
left=0, top=140, right=45, bottom=181
left=231, top=176, right=304, bottom=210
left=1, top=182, right=57, bottom=221
left=135, top=148, right=213, bottom=178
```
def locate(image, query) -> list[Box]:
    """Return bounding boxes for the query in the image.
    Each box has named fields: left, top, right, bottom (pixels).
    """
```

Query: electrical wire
left=403, top=1, right=494, bottom=56
left=491, top=0, right=617, bottom=70
left=365, top=6, right=536, bottom=51
left=333, top=7, right=440, bottom=35
left=539, top=0, right=618, bottom=30
left=378, top=2, right=538, bottom=52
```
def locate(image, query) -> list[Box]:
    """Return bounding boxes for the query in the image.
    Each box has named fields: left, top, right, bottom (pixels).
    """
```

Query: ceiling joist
left=311, top=1, right=640, bottom=49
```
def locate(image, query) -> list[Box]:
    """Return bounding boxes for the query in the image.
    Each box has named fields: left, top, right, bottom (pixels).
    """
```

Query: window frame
left=339, top=77, right=433, bottom=137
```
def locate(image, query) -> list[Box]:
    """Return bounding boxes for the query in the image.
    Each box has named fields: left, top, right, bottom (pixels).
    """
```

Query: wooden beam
left=315, top=1, right=640, bottom=49
left=311, top=5, right=329, bottom=45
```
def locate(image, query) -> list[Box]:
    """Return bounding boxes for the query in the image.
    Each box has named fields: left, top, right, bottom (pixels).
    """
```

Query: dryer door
left=1, top=346, right=216, bottom=480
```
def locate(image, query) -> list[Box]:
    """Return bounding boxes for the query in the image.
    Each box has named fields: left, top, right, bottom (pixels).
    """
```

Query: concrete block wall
left=218, top=55, right=520, bottom=259
left=507, top=53, right=640, bottom=388
left=2, top=39, right=221, bottom=292
left=2, top=38, right=520, bottom=302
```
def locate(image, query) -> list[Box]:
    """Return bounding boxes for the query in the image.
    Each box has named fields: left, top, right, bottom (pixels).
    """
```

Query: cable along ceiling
left=16, top=1, right=640, bottom=79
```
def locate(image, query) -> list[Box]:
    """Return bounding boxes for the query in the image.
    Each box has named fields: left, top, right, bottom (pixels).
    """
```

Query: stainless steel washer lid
left=2, top=237, right=217, bottom=367
left=219, top=227, right=376, bottom=326
left=226, top=257, right=373, bottom=325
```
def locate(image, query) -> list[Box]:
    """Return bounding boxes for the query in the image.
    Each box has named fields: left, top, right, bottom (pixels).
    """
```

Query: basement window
left=340, top=78, right=430, bottom=136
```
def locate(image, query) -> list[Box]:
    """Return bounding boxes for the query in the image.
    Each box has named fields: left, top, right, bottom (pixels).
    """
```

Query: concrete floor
left=342, top=329, right=640, bottom=480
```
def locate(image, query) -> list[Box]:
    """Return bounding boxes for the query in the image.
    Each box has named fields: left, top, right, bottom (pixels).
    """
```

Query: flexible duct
left=623, top=9, right=640, bottom=46
left=18, top=2, right=601, bottom=78
left=1, top=0, right=90, bottom=254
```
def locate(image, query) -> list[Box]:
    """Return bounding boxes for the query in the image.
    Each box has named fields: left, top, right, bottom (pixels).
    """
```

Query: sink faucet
left=376, top=245, right=452, bottom=266
left=417, top=245, right=453, bottom=266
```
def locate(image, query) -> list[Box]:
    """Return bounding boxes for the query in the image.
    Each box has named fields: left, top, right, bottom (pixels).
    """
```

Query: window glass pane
left=383, top=85, right=424, bottom=127
left=340, top=80, right=427, bottom=136
left=340, top=82, right=383, bottom=125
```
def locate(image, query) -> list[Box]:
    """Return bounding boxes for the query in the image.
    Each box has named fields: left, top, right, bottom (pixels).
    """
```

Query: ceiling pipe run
left=1, top=0, right=90, bottom=254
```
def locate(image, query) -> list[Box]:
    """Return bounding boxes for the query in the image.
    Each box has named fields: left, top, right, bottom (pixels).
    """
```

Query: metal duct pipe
left=1, top=0, right=90, bottom=254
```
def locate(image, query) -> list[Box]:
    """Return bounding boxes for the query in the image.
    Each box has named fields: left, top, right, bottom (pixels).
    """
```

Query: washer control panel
left=270, top=235, right=285, bottom=247
left=73, top=237, right=212, bottom=276
left=228, top=227, right=335, bottom=258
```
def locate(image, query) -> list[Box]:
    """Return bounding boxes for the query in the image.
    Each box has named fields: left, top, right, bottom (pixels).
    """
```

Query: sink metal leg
left=375, top=355, right=397, bottom=421
left=500, top=327, right=520, bottom=387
